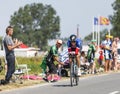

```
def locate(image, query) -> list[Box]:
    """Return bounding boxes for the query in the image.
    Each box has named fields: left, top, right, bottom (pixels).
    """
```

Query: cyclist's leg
left=69, top=57, right=74, bottom=86
left=69, top=57, right=72, bottom=64
left=69, top=57, right=72, bottom=73
left=76, top=52, right=81, bottom=76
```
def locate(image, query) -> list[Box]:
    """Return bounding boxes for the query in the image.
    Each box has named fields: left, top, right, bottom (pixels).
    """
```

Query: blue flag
left=94, top=17, right=98, bottom=25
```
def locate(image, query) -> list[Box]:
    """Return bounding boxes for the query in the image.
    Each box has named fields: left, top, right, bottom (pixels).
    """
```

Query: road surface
left=0, top=72, right=120, bottom=94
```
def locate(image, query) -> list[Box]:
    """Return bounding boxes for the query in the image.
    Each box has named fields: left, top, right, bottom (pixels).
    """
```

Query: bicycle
left=69, top=52, right=79, bottom=86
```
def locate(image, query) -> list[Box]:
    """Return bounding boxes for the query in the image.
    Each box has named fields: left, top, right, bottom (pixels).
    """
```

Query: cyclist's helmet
left=70, top=34, right=77, bottom=42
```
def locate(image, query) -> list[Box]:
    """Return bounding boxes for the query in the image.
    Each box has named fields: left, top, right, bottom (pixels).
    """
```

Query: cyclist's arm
left=75, top=47, right=80, bottom=55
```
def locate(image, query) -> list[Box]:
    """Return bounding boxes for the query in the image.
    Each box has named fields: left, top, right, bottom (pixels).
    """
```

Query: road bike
left=69, top=52, right=79, bottom=86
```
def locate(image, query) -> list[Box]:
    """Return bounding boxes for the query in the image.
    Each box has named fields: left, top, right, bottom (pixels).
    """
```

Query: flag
left=94, top=17, right=98, bottom=25
left=100, top=16, right=110, bottom=25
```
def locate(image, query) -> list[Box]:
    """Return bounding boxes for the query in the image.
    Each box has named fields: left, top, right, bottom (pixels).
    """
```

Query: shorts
left=98, top=59, right=103, bottom=66
left=46, top=61, right=57, bottom=74
left=88, top=57, right=94, bottom=64
left=104, top=53, right=111, bottom=60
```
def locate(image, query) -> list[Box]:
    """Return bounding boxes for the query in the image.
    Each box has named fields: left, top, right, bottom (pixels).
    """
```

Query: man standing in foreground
left=3, top=26, right=22, bottom=84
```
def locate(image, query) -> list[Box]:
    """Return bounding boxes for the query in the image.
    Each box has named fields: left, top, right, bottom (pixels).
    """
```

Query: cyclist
left=67, top=34, right=82, bottom=76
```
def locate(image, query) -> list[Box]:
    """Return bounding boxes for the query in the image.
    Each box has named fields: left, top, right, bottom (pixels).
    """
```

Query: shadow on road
left=53, top=84, right=76, bottom=87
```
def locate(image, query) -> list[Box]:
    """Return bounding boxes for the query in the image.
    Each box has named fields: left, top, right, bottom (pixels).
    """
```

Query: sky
left=0, top=0, right=114, bottom=39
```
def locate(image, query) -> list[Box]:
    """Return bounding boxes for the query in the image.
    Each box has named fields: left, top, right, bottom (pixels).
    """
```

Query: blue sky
left=0, top=0, right=114, bottom=39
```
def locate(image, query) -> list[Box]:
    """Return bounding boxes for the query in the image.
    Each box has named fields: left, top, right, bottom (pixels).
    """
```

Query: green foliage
left=84, top=29, right=108, bottom=43
left=0, top=57, right=44, bottom=76
left=0, top=36, right=3, bottom=50
left=10, top=3, right=61, bottom=50
left=16, top=57, right=43, bottom=74
left=109, top=0, right=120, bottom=37
left=84, top=32, right=93, bottom=41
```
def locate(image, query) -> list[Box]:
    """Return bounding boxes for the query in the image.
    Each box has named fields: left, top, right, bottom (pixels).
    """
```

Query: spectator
left=87, top=40, right=97, bottom=74
left=80, top=51, right=90, bottom=73
left=112, top=37, right=119, bottom=70
left=98, top=49, right=104, bottom=67
left=80, top=51, right=89, bottom=66
left=109, top=35, right=113, bottom=71
left=101, top=35, right=112, bottom=72
left=2, top=26, right=22, bottom=85
left=43, top=39, right=64, bottom=82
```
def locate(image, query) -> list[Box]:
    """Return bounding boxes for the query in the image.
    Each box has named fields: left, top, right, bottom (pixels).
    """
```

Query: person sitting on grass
left=80, top=51, right=90, bottom=74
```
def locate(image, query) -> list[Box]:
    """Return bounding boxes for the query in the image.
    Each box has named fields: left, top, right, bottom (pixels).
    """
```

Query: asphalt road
left=1, top=72, right=120, bottom=94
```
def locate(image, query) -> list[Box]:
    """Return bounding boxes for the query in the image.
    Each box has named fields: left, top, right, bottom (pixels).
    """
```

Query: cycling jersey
left=67, top=38, right=82, bottom=54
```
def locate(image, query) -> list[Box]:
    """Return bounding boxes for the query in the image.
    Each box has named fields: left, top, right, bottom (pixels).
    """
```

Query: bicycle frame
left=69, top=54, right=79, bottom=86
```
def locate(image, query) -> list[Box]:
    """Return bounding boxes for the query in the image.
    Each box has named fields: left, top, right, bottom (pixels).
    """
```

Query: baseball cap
left=57, top=39, right=63, bottom=44
left=105, top=35, right=110, bottom=38
left=109, top=35, right=113, bottom=39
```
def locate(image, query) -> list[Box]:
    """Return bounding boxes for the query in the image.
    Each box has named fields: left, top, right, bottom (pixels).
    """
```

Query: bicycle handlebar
left=68, top=51, right=76, bottom=58
left=68, top=51, right=75, bottom=55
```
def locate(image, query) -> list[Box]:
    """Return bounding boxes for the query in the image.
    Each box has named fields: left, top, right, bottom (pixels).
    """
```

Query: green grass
left=0, top=57, right=101, bottom=76
left=0, top=56, right=44, bottom=75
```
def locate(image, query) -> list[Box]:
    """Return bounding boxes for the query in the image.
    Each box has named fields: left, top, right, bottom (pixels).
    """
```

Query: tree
left=84, top=29, right=108, bottom=43
left=0, top=36, right=3, bottom=50
left=109, top=0, right=120, bottom=37
left=10, top=3, right=60, bottom=50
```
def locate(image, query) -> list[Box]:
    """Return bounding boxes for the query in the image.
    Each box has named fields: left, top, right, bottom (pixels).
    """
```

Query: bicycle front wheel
left=74, top=65, right=79, bottom=86
left=70, top=63, right=74, bottom=87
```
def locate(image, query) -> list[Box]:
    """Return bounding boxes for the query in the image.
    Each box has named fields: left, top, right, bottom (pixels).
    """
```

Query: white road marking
left=109, top=91, right=119, bottom=94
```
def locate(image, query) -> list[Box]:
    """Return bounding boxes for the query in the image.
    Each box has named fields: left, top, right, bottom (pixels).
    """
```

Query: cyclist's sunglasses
left=71, top=41, right=76, bottom=43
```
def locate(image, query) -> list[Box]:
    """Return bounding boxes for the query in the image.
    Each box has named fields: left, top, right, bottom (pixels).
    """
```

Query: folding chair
left=15, top=57, right=31, bottom=80
left=13, top=68, right=24, bottom=84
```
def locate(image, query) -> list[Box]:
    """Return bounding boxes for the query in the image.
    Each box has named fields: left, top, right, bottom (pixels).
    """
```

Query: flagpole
left=108, top=29, right=110, bottom=36
left=95, top=23, right=97, bottom=44
left=97, top=15, right=100, bottom=47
